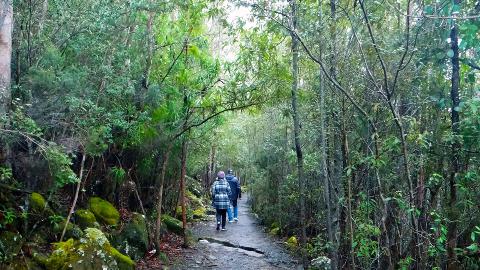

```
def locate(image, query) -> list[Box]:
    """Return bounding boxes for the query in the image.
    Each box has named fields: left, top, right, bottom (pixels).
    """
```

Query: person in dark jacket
left=226, top=169, right=241, bottom=222
left=211, top=171, right=232, bottom=231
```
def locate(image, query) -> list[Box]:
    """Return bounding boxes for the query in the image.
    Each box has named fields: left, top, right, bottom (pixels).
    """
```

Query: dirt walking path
left=173, top=196, right=303, bottom=269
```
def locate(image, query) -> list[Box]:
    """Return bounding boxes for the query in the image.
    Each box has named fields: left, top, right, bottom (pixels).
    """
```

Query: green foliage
left=0, top=209, right=16, bottom=228
left=10, top=107, right=42, bottom=136
left=109, top=167, right=126, bottom=184
left=428, top=211, right=448, bottom=257
left=0, top=167, right=12, bottom=182
left=88, top=197, right=120, bottom=226
left=398, top=257, right=414, bottom=270
left=45, top=145, right=78, bottom=189
left=48, top=214, right=64, bottom=227
left=85, top=126, right=112, bottom=156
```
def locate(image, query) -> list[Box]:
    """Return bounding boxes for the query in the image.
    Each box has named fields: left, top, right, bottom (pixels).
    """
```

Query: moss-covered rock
left=30, top=192, right=46, bottom=212
left=44, top=238, right=79, bottom=270
left=162, top=214, right=183, bottom=235
left=108, top=246, right=135, bottom=270
left=88, top=197, right=120, bottom=225
left=286, top=236, right=298, bottom=249
left=45, top=228, right=134, bottom=270
left=75, top=209, right=98, bottom=229
left=111, top=212, right=148, bottom=260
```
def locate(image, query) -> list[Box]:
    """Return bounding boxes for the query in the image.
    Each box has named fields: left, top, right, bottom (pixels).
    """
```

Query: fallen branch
left=60, top=151, right=86, bottom=242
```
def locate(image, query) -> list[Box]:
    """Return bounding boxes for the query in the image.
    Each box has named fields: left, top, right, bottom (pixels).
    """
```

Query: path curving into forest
left=173, top=195, right=303, bottom=269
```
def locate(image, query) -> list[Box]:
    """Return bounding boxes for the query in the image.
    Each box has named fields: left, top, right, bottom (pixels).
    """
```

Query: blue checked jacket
left=211, top=178, right=232, bottom=210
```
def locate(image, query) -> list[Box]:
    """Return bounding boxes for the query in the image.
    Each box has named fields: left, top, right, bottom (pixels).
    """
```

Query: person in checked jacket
left=211, top=171, right=232, bottom=231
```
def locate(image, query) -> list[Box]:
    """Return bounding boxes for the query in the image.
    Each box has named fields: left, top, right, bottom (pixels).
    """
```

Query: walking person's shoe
left=228, top=219, right=234, bottom=223
left=221, top=227, right=227, bottom=231
left=216, top=222, right=220, bottom=231
left=233, top=218, right=238, bottom=222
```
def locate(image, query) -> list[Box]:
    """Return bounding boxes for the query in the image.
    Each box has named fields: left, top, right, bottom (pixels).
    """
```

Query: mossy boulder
left=30, top=192, right=46, bottom=212
left=112, top=212, right=148, bottom=260
left=75, top=209, right=98, bottom=229
left=108, top=246, right=135, bottom=270
left=162, top=214, right=183, bottom=235
left=45, top=228, right=134, bottom=270
left=286, top=236, right=298, bottom=249
left=88, top=197, right=120, bottom=226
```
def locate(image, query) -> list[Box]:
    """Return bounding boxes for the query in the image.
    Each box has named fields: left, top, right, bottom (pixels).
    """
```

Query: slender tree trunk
left=210, top=145, right=216, bottom=187
left=447, top=3, right=461, bottom=267
left=0, top=0, right=13, bottom=166
left=328, top=1, right=340, bottom=268
left=0, top=0, right=12, bottom=98
left=60, top=152, right=87, bottom=242
left=289, top=0, right=307, bottom=266
left=154, top=144, right=173, bottom=249
left=179, top=137, right=188, bottom=246
left=142, top=9, right=154, bottom=99
left=317, top=2, right=335, bottom=266
left=37, top=0, right=48, bottom=36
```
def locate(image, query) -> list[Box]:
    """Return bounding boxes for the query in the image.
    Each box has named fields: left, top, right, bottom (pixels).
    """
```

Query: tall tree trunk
left=154, top=144, right=173, bottom=249
left=142, top=9, right=154, bottom=96
left=179, top=137, right=188, bottom=246
left=37, top=0, right=48, bottom=37
left=328, top=0, right=340, bottom=268
left=318, top=1, right=335, bottom=267
left=447, top=2, right=461, bottom=267
left=289, top=0, right=307, bottom=266
left=0, top=0, right=13, bottom=166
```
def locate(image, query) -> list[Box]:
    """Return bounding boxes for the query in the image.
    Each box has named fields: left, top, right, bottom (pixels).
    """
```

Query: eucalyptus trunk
left=0, top=0, right=12, bottom=166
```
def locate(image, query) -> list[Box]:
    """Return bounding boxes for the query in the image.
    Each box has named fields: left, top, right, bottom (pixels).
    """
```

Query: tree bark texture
left=179, top=137, right=188, bottom=246
left=0, top=0, right=12, bottom=166
left=447, top=4, right=461, bottom=268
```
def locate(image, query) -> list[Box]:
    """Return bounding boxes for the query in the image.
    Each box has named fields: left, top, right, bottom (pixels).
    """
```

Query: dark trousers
left=216, top=209, right=227, bottom=229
